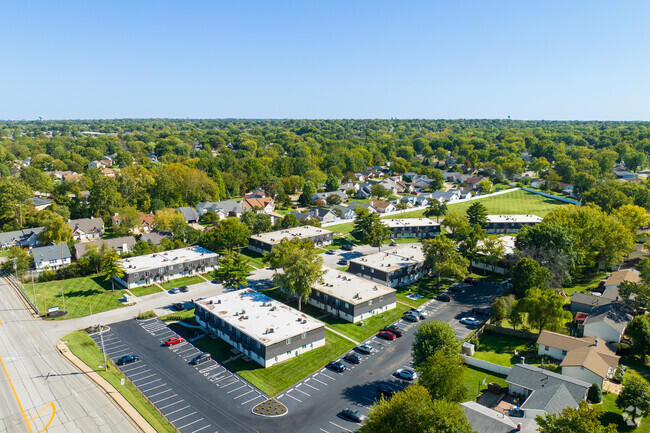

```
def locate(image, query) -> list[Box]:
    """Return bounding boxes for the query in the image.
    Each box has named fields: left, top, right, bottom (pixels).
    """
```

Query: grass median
left=195, top=329, right=354, bottom=396
left=159, top=275, right=206, bottom=290
left=129, top=285, right=164, bottom=297
left=63, top=330, right=177, bottom=433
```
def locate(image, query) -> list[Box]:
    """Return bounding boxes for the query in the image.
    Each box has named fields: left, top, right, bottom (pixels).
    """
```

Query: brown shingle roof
left=242, top=197, right=273, bottom=211
left=604, top=270, right=641, bottom=287
left=370, top=200, right=391, bottom=210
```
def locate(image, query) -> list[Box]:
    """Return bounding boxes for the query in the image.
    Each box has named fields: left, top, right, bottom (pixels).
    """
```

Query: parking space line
left=121, top=364, right=147, bottom=373
left=166, top=405, right=191, bottom=417
left=158, top=399, right=183, bottom=410
left=241, top=395, right=262, bottom=406
left=139, top=378, right=162, bottom=388
left=132, top=374, right=156, bottom=382
left=170, top=411, right=197, bottom=423
left=149, top=389, right=173, bottom=398
left=177, top=418, right=203, bottom=430
left=329, top=421, right=353, bottom=432
left=142, top=383, right=166, bottom=392
left=285, top=393, right=302, bottom=402
left=293, top=388, right=310, bottom=396
left=128, top=369, right=151, bottom=377
left=233, top=390, right=254, bottom=399
left=177, top=347, right=196, bottom=355
left=226, top=384, right=246, bottom=394
left=190, top=425, right=211, bottom=433
left=320, top=372, right=336, bottom=380
left=219, top=379, right=240, bottom=388
left=303, top=382, right=319, bottom=391
left=153, top=394, right=178, bottom=404
left=319, top=428, right=330, bottom=433
left=311, top=377, right=327, bottom=385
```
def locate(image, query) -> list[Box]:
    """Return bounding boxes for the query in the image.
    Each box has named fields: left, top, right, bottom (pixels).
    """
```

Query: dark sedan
left=343, top=353, right=362, bottom=364
left=327, top=361, right=347, bottom=373
left=116, top=354, right=140, bottom=366
left=383, top=325, right=403, bottom=337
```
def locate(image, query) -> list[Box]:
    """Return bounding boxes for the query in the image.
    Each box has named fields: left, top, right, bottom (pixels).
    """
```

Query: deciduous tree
left=536, top=400, right=616, bottom=433
left=422, top=236, right=469, bottom=285
left=353, top=207, right=391, bottom=251
left=412, top=320, right=460, bottom=368
left=38, top=211, right=72, bottom=244
left=417, top=350, right=469, bottom=403
left=616, top=376, right=650, bottom=418
left=212, top=251, right=252, bottom=289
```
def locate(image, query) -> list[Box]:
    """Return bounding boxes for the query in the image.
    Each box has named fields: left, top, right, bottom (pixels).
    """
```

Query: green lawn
left=396, top=276, right=446, bottom=307
left=195, top=330, right=354, bottom=396
left=64, top=331, right=176, bottom=433
left=336, top=266, right=349, bottom=272
left=31, top=275, right=126, bottom=320
left=0, top=249, right=11, bottom=257
left=129, top=285, right=164, bottom=297
left=327, top=222, right=355, bottom=235
left=560, top=271, right=606, bottom=297
left=323, top=303, right=411, bottom=342
left=463, top=366, right=508, bottom=398
left=598, top=392, right=650, bottom=432
left=160, top=275, right=206, bottom=290
left=159, top=308, right=196, bottom=322
left=238, top=248, right=266, bottom=269
left=472, top=331, right=543, bottom=368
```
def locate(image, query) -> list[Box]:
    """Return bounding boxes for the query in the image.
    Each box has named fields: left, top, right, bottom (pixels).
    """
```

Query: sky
left=1, top=1, right=649, bottom=121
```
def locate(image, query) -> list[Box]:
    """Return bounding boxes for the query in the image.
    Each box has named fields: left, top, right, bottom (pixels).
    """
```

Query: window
left=344, top=303, right=349, bottom=309
left=286, top=337, right=292, bottom=345
left=368, top=300, right=373, bottom=306
left=544, top=345, right=549, bottom=351
left=302, top=333, right=307, bottom=339
left=561, top=350, right=567, bottom=356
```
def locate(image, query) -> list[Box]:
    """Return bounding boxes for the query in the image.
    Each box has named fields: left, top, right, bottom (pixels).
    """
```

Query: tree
left=358, top=384, right=474, bottom=433
left=613, top=204, right=649, bottom=232
left=0, top=178, right=33, bottom=227
left=267, top=238, right=325, bottom=311
left=103, top=250, right=124, bottom=292
left=201, top=218, right=251, bottom=252
left=478, top=180, right=493, bottom=195
left=153, top=208, right=186, bottom=233
left=424, top=200, right=447, bottom=223
left=38, top=211, right=72, bottom=244
left=241, top=211, right=272, bottom=235
left=616, top=376, right=650, bottom=418
left=278, top=213, right=300, bottom=229
left=466, top=202, right=487, bottom=228
left=325, top=175, right=339, bottom=192
left=89, top=175, right=122, bottom=217
left=1, top=246, right=32, bottom=277
left=626, top=314, right=650, bottom=362
left=442, top=212, right=471, bottom=237
left=572, top=172, right=597, bottom=198
left=353, top=207, right=391, bottom=251
left=509, top=304, right=524, bottom=330
left=422, top=236, right=469, bottom=286
left=587, top=383, right=602, bottom=404
left=417, top=350, right=469, bottom=403
left=412, top=320, right=460, bottom=368
left=326, top=194, right=342, bottom=206
left=491, top=295, right=516, bottom=324
left=212, top=251, right=252, bottom=289
left=536, top=400, right=616, bottom=433
left=371, top=184, right=390, bottom=198
left=583, top=184, right=632, bottom=213
left=520, top=287, right=572, bottom=333
left=479, top=236, right=506, bottom=273
left=510, top=258, right=550, bottom=298
left=298, top=181, right=316, bottom=205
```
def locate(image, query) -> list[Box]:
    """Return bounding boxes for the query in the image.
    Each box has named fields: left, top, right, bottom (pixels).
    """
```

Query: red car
left=164, top=336, right=184, bottom=346
left=377, top=330, right=396, bottom=341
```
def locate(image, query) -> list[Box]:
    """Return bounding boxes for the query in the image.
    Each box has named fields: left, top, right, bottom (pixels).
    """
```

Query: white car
left=395, top=368, right=418, bottom=381
left=460, top=317, right=480, bottom=326
left=409, top=308, right=427, bottom=319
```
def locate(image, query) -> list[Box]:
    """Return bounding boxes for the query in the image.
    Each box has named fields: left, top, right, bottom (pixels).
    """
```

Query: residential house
left=0, top=227, right=44, bottom=249
left=505, top=364, right=590, bottom=419
left=196, top=200, right=245, bottom=219
left=74, top=236, right=137, bottom=260
left=562, top=184, right=575, bottom=197
left=428, top=190, right=462, bottom=204
left=63, top=173, right=82, bottom=182
left=338, top=182, right=359, bottom=192
left=312, top=191, right=347, bottom=204
left=101, top=168, right=117, bottom=178
left=394, top=180, right=413, bottom=194
left=29, top=197, right=53, bottom=211
left=348, top=202, right=376, bottom=213
left=536, top=331, right=620, bottom=386
left=354, top=186, right=372, bottom=199
left=33, top=243, right=72, bottom=271
left=147, top=152, right=158, bottom=162
left=139, top=212, right=155, bottom=233
left=570, top=292, right=613, bottom=314
left=370, top=200, right=395, bottom=214
left=245, top=188, right=266, bottom=199
left=465, top=177, right=483, bottom=189
left=176, top=207, right=199, bottom=224
left=399, top=194, right=418, bottom=207
left=87, top=160, right=105, bottom=169
left=307, top=208, right=339, bottom=224
left=67, top=217, right=104, bottom=241
left=242, top=197, right=275, bottom=213
left=330, top=205, right=356, bottom=220
left=583, top=303, right=632, bottom=343
left=530, top=179, right=544, bottom=188
left=460, top=401, right=539, bottom=433
left=602, top=270, right=641, bottom=300
left=140, top=230, right=172, bottom=245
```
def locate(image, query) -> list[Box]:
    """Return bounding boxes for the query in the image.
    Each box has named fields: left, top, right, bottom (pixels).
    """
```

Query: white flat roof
left=382, top=218, right=440, bottom=228
left=477, top=235, right=516, bottom=255
left=250, top=226, right=333, bottom=246
left=120, top=246, right=218, bottom=273
left=196, top=289, right=324, bottom=346
left=315, top=268, right=395, bottom=305
left=487, top=214, right=543, bottom=223
left=350, top=244, right=426, bottom=272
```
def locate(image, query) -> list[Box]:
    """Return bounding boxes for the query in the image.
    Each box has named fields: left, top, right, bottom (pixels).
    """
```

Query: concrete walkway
left=324, top=326, right=359, bottom=345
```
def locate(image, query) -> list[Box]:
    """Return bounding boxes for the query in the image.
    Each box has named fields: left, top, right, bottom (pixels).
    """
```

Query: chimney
left=521, top=357, right=525, bottom=364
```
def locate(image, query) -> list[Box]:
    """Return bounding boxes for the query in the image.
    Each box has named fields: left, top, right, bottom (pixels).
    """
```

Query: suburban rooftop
left=120, top=246, right=218, bottom=272
left=477, top=235, right=515, bottom=255
left=382, top=218, right=440, bottom=228
left=196, top=288, right=324, bottom=346
left=486, top=214, right=543, bottom=223
left=250, top=226, right=333, bottom=246
left=349, top=244, right=425, bottom=272
left=314, top=268, right=396, bottom=305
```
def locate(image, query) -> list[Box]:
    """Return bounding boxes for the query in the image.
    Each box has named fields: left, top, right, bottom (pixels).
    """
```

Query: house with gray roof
left=570, top=292, right=614, bottom=314
left=583, top=303, right=632, bottom=343
left=29, top=197, right=53, bottom=211
left=307, top=208, right=339, bottom=224
left=74, top=236, right=137, bottom=260
left=460, top=401, right=538, bottom=433
left=0, top=227, right=44, bottom=249
left=176, top=207, right=199, bottom=223
left=312, top=191, right=347, bottom=204
left=196, top=200, right=244, bottom=219
left=67, top=217, right=104, bottom=241
left=506, top=364, right=589, bottom=419
left=140, top=230, right=172, bottom=246
left=33, top=243, right=72, bottom=271
left=330, top=205, right=356, bottom=220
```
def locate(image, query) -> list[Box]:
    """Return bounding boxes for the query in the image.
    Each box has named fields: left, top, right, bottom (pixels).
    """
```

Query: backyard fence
left=486, top=324, right=538, bottom=340
left=2, top=272, right=39, bottom=315
left=462, top=355, right=512, bottom=376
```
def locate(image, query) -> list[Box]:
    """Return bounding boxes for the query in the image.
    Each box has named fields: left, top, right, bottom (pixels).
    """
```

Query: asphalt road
left=0, top=277, right=139, bottom=433
left=96, top=280, right=499, bottom=433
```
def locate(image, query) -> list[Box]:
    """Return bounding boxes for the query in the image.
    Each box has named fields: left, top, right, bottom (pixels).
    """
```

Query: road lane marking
left=329, top=421, right=353, bottom=432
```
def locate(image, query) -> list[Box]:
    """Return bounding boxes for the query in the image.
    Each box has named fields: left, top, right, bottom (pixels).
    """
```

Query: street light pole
left=61, top=287, right=66, bottom=312
left=99, top=323, right=107, bottom=370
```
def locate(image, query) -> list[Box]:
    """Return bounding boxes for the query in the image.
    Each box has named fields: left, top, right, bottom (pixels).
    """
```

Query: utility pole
left=99, top=323, right=107, bottom=370
left=61, top=287, right=66, bottom=312
left=31, top=270, right=36, bottom=305
left=43, top=294, right=47, bottom=318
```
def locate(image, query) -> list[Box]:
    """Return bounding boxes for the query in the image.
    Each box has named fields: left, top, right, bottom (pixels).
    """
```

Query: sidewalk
left=56, top=341, right=158, bottom=433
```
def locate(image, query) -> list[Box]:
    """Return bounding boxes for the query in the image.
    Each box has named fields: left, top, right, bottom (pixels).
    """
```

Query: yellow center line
left=0, top=356, right=34, bottom=433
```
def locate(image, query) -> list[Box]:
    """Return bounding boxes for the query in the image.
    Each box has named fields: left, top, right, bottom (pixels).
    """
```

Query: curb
left=55, top=340, right=160, bottom=433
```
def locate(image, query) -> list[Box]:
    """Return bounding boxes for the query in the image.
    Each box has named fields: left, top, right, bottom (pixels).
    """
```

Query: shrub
left=587, top=383, right=602, bottom=403
left=137, top=311, right=156, bottom=320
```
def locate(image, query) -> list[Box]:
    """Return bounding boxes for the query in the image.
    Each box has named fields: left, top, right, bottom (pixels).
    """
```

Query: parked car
left=116, top=354, right=139, bottom=366
left=460, top=317, right=481, bottom=326
left=341, top=408, right=366, bottom=423
left=377, top=330, right=396, bottom=340
left=325, top=249, right=336, bottom=255
left=408, top=308, right=427, bottom=319
left=292, top=205, right=298, bottom=209
left=164, top=336, right=184, bottom=346
left=171, top=303, right=185, bottom=311
left=341, top=244, right=353, bottom=251
left=395, top=368, right=418, bottom=381
left=343, top=353, right=362, bottom=364
left=356, top=344, right=374, bottom=355
left=377, top=383, right=396, bottom=398
left=179, top=286, right=189, bottom=293
left=448, top=286, right=464, bottom=293
left=403, top=312, right=419, bottom=322
left=169, top=287, right=180, bottom=294
left=327, top=361, right=347, bottom=373
left=464, top=277, right=478, bottom=284
left=338, top=259, right=349, bottom=265
left=190, top=353, right=211, bottom=365
left=436, top=293, right=451, bottom=302
left=383, top=325, right=403, bottom=337
left=472, top=307, right=492, bottom=317
left=389, top=241, right=397, bottom=246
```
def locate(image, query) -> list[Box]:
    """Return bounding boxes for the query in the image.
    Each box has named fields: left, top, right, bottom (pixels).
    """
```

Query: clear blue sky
left=2, top=1, right=649, bottom=120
